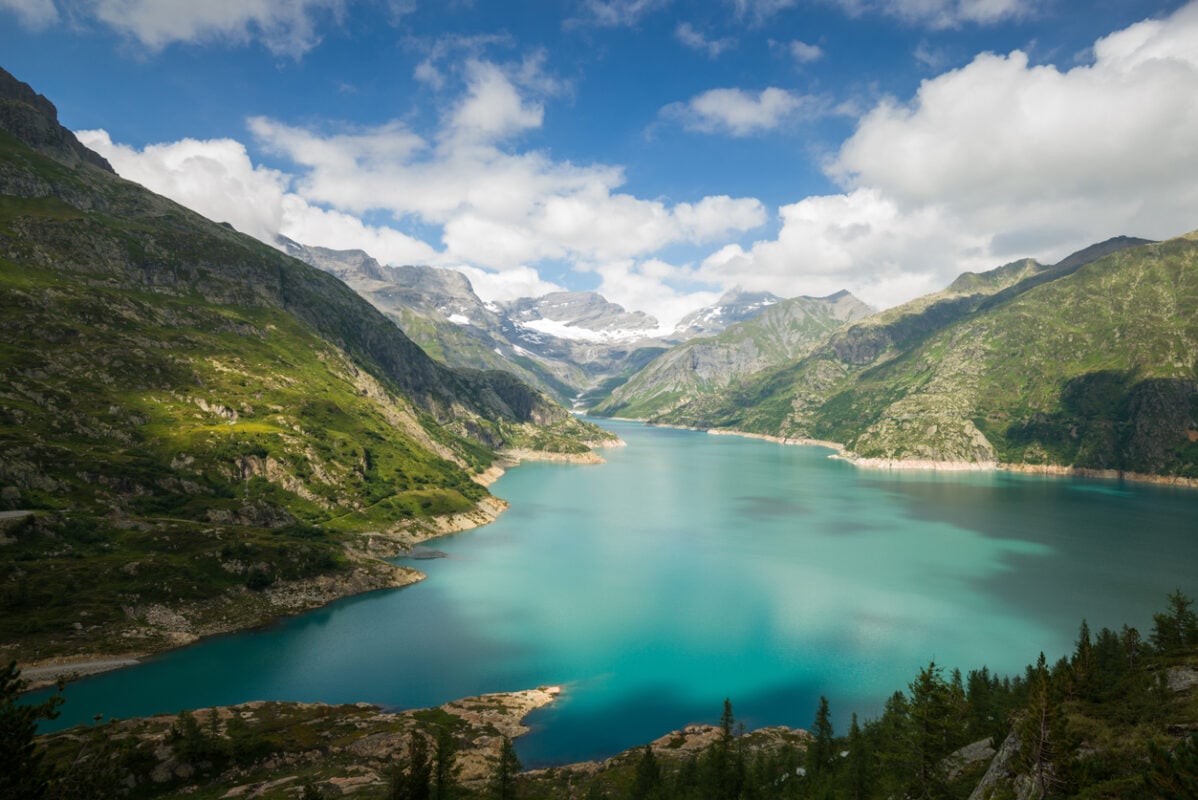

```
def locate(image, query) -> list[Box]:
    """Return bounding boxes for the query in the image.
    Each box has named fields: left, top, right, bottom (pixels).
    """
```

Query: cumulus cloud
left=695, top=2, right=1198, bottom=309
left=663, top=87, right=806, bottom=136
left=592, top=259, right=723, bottom=329
left=77, top=128, right=439, bottom=267
left=80, top=54, right=767, bottom=321
left=449, top=60, right=545, bottom=142
left=78, top=0, right=345, bottom=57
left=0, top=0, right=58, bottom=28
left=788, top=39, right=824, bottom=63
left=77, top=130, right=290, bottom=243
left=675, top=22, right=736, bottom=57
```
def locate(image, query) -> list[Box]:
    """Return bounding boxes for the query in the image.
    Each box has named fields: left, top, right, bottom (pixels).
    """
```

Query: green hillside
left=0, top=69, right=611, bottom=661
left=591, top=291, right=871, bottom=419
left=658, top=236, right=1198, bottom=479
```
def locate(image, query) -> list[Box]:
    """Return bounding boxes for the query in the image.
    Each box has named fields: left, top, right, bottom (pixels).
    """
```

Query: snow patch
left=520, top=318, right=664, bottom=343
left=447, top=314, right=472, bottom=325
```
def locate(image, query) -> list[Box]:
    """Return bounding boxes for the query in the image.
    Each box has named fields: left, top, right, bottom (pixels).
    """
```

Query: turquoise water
left=35, top=420, right=1198, bottom=764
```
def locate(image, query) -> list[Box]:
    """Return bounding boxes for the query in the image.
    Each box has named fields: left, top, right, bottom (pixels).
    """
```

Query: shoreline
left=17, top=442, right=622, bottom=691
left=693, top=425, right=1198, bottom=490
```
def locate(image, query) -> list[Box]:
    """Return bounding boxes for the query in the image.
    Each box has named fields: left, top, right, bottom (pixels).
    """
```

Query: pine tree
left=1145, top=734, right=1198, bottom=799
left=490, top=736, right=521, bottom=800
left=707, top=698, right=743, bottom=800
left=1151, top=590, right=1198, bottom=654
left=845, top=712, right=870, bottom=800
left=804, top=696, right=835, bottom=781
left=1121, top=625, right=1142, bottom=670
left=907, top=661, right=958, bottom=799
left=872, top=690, right=913, bottom=799
left=432, top=726, right=460, bottom=800
left=1071, top=620, right=1093, bottom=698
left=389, top=734, right=432, bottom=800
left=630, top=744, right=661, bottom=800
left=1017, top=652, right=1064, bottom=800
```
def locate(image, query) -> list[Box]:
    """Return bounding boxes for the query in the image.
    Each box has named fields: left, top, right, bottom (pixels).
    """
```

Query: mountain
left=502, top=290, right=661, bottom=341
left=0, top=66, right=611, bottom=662
left=672, top=288, right=784, bottom=338
left=282, top=242, right=676, bottom=406
left=592, top=290, right=872, bottom=419
left=657, top=235, right=1198, bottom=480
left=279, top=239, right=583, bottom=399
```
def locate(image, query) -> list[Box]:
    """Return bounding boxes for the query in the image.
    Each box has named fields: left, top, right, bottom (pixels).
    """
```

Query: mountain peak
left=0, top=66, right=113, bottom=173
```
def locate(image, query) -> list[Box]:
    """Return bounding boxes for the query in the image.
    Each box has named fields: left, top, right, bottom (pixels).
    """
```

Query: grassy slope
left=660, top=239, right=1198, bottom=477
left=0, top=111, right=608, bottom=660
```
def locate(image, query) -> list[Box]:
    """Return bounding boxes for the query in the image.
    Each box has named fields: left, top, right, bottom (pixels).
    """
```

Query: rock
left=1166, top=665, right=1198, bottom=693
left=968, top=730, right=1052, bottom=800
left=318, top=774, right=384, bottom=796
left=949, top=737, right=996, bottom=780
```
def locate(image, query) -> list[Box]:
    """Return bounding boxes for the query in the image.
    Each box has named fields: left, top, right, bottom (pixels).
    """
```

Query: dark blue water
left=34, top=421, right=1198, bottom=765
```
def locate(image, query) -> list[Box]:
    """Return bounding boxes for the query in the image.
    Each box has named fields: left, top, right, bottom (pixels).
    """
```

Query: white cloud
left=828, top=0, right=1033, bottom=28
left=80, top=55, right=766, bottom=321
left=730, top=0, right=797, bottom=23
left=695, top=2, right=1198, bottom=309
left=0, top=0, right=58, bottom=28
left=449, top=60, right=545, bottom=143
left=663, top=87, right=805, bottom=136
left=452, top=265, right=565, bottom=305
left=569, top=0, right=668, bottom=27
left=77, top=129, right=290, bottom=243
left=675, top=22, right=736, bottom=58
left=77, top=129, right=439, bottom=268
left=592, top=259, right=723, bottom=330
left=788, top=39, right=824, bottom=63
left=81, top=0, right=345, bottom=57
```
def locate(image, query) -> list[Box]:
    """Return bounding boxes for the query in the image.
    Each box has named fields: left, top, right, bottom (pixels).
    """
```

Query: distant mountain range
left=281, top=240, right=811, bottom=407
left=283, top=213, right=1198, bottom=482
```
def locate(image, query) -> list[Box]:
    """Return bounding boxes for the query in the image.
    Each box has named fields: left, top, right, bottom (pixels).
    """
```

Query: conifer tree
left=0, top=663, right=62, bottom=800
left=709, top=698, right=742, bottom=800
left=804, top=696, right=835, bottom=781
left=389, top=734, right=432, bottom=800
left=1145, top=734, right=1198, bottom=799
left=490, top=736, right=521, bottom=800
left=432, top=726, right=460, bottom=800
left=630, top=744, right=661, bottom=800
left=845, top=712, right=870, bottom=800
left=1017, top=652, right=1065, bottom=800
left=1151, top=590, right=1198, bottom=654
left=907, top=661, right=958, bottom=799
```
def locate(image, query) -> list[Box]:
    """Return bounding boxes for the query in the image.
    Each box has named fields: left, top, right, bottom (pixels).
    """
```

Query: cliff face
left=660, top=236, right=1198, bottom=479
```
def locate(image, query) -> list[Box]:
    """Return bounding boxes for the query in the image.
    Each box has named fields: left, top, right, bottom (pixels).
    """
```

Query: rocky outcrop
left=0, top=67, right=113, bottom=172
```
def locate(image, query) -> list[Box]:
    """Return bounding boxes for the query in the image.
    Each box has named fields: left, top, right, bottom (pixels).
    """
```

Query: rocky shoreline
left=684, top=425, right=1198, bottom=491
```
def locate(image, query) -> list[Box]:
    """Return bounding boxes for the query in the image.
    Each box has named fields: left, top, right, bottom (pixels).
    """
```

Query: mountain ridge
left=592, top=290, right=872, bottom=419
left=655, top=234, right=1198, bottom=481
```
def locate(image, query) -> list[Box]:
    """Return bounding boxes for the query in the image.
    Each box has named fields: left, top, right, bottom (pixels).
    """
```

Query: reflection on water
left=34, top=421, right=1198, bottom=766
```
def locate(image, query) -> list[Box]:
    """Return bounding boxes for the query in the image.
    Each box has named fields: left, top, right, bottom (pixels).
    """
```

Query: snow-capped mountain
left=672, top=289, right=783, bottom=339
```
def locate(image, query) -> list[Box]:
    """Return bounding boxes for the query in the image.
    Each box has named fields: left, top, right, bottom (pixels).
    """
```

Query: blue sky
left=3, top=0, right=1196, bottom=324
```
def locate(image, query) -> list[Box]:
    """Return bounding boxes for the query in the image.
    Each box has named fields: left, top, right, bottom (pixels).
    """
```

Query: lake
left=36, top=420, right=1198, bottom=765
